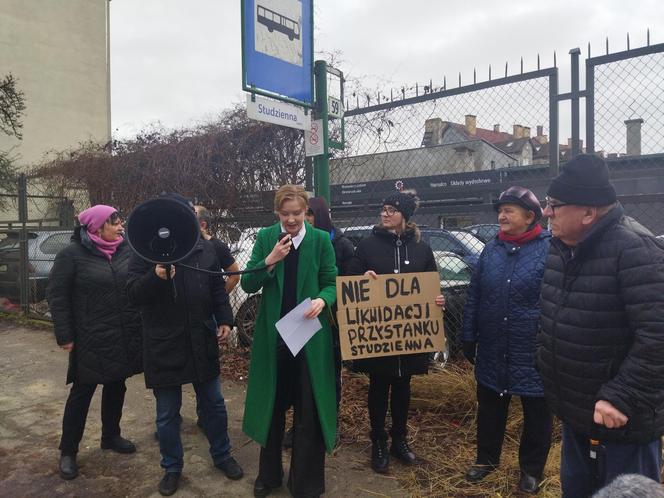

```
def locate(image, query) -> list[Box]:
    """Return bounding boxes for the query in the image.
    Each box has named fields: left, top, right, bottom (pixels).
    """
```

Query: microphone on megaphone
left=126, top=193, right=200, bottom=299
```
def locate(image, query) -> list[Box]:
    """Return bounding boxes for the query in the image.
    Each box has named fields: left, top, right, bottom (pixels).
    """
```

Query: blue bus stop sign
left=242, top=0, right=314, bottom=107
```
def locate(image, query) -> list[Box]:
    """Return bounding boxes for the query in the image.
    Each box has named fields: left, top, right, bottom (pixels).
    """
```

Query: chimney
left=513, top=124, right=524, bottom=139
left=423, top=118, right=444, bottom=146
left=465, top=114, right=477, bottom=135
left=625, top=118, right=644, bottom=156
left=535, top=125, right=548, bottom=144
left=523, top=126, right=531, bottom=138
left=493, top=124, right=501, bottom=133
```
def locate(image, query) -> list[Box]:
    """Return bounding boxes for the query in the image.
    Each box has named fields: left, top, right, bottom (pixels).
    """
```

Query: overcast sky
left=110, top=0, right=664, bottom=139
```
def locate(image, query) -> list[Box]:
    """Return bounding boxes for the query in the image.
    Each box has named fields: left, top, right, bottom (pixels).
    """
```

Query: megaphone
left=126, top=194, right=200, bottom=265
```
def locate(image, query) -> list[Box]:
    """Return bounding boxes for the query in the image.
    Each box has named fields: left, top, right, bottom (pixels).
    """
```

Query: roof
left=532, top=140, right=572, bottom=161
left=493, top=137, right=532, bottom=154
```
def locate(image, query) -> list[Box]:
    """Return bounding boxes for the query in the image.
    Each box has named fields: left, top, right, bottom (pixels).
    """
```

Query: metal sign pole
left=314, top=60, right=330, bottom=203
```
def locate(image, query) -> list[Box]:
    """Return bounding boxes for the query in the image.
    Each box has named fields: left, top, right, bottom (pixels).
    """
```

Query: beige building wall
left=0, top=0, right=111, bottom=169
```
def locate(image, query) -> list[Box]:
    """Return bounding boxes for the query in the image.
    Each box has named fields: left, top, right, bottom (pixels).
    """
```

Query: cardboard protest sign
left=336, top=272, right=445, bottom=360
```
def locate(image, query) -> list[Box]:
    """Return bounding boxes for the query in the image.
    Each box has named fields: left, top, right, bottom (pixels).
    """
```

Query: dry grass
left=337, top=363, right=562, bottom=498
left=219, top=345, right=563, bottom=497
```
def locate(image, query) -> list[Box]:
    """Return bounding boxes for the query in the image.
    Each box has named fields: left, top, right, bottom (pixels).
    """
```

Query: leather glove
left=463, top=341, right=477, bottom=365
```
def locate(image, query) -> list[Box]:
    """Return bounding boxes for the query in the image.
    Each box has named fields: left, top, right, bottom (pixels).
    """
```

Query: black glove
left=462, top=341, right=477, bottom=365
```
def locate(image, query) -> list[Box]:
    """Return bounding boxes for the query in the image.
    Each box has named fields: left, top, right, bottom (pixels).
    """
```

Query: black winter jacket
left=126, top=240, right=233, bottom=389
left=346, top=225, right=437, bottom=377
left=331, top=227, right=354, bottom=277
left=537, top=204, right=664, bottom=443
left=47, top=230, right=142, bottom=385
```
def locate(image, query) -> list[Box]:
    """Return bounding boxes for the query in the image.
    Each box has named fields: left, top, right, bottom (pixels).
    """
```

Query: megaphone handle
left=165, top=264, right=177, bottom=301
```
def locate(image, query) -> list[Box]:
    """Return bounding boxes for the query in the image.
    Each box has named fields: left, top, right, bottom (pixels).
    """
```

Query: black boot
left=283, top=426, right=294, bottom=449
left=253, top=477, right=281, bottom=498
left=101, top=435, right=136, bottom=454
left=391, top=437, right=416, bottom=464
left=518, top=472, right=541, bottom=494
left=158, top=472, right=181, bottom=496
left=465, top=464, right=494, bottom=482
left=371, top=438, right=389, bottom=474
left=59, top=453, right=78, bottom=480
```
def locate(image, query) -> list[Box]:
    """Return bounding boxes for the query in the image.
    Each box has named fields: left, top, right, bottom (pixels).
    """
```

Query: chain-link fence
left=4, top=38, right=664, bottom=364
left=0, top=174, right=88, bottom=317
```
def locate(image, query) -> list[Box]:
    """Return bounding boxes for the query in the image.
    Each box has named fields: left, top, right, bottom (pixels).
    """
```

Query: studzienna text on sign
left=335, top=272, right=445, bottom=360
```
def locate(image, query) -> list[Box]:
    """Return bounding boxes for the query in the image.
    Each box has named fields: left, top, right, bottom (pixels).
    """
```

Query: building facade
left=0, top=0, right=111, bottom=168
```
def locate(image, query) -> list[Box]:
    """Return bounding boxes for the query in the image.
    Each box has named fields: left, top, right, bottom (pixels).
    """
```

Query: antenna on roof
left=647, top=28, right=650, bottom=46
left=606, top=37, right=609, bottom=55
left=627, top=32, right=630, bottom=50
left=505, top=61, right=508, bottom=77
left=537, top=54, right=540, bottom=70
left=489, top=64, right=492, bottom=81
left=520, top=57, right=523, bottom=74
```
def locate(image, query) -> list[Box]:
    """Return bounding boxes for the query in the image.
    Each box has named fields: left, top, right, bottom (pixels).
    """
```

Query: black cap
left=383, top=191, right=418, bottom=221
left=547, top=154, right=616, bottom=206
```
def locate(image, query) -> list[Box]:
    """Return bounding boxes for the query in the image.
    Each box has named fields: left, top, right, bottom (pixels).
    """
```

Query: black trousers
left=475, top=383, right=552, bottom=478
left=368, top=374, right=411, bottom=441
left=332, top=325, right=342, bottom=411
left=59, top=380, right=127, bottom=455
left=259, top=343, right=326, bottom=498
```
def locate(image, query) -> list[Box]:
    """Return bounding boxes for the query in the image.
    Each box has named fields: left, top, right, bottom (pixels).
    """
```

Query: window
left=434, top=253, right=473, bottom=282
left=427, top=234, right=461, bottom=253
left=40, top=233, right=72, bottom=255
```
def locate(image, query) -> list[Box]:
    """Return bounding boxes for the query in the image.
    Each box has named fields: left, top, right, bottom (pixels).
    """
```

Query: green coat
left=241, top=222, right=338, bottom=452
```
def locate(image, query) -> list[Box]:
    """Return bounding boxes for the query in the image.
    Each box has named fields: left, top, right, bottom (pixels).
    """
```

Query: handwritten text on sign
left=336, top=272, right=445, bottom=360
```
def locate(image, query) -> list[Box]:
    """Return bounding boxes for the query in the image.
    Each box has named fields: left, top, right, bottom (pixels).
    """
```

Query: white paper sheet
left=275, top=297, right=322, bottom=356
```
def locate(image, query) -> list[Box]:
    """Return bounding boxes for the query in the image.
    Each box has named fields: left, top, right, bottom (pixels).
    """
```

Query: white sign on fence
left=305, top=119, right=324, bottom=156
left=246, top=94, right=311, bottom=130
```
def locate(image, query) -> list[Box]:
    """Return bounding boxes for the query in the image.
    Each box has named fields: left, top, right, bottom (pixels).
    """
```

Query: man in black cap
left=536, top=154, right=664, bottom=497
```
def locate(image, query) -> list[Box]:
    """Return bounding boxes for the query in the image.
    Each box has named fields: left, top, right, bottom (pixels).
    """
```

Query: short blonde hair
left=274, top=184, right=309, bottom=211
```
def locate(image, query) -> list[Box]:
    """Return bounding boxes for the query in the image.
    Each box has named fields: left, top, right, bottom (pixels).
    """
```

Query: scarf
left=78, top=205, right=123, bottom=260
left=498, top=223, right=543, bottom=246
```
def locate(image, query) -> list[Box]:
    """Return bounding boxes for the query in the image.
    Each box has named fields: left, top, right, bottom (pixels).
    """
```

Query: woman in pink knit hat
left=47, top=205, right=142, bottom=480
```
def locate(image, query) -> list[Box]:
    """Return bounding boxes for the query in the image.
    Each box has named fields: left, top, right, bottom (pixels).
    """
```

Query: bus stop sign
left=241, top=0, right=314, bottom=107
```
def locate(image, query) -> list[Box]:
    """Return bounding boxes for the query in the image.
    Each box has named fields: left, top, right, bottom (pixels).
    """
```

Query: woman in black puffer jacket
left=47, top=205, right=142, bottom=481
left=347, top=190, right=444, bottom=474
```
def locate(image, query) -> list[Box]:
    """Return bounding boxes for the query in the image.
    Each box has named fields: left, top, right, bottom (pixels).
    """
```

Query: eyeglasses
left=305, top=209, right=314, bottom=216
left=380, top=206, right=399, bottom=216
left=544, top=197, right=570, bottom=213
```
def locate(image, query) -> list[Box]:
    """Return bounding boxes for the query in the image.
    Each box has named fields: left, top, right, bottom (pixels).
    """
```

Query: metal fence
left=4, top=35, right=664, bottom=361
left=0, top=174, right=87, bottom=318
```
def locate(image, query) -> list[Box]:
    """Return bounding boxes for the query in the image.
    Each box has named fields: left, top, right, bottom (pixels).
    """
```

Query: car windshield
left=0, top=233, right=37, bottom=252
left=450, top=230, right=485, bottom=253
left=434, top=253, right=472, bottom=282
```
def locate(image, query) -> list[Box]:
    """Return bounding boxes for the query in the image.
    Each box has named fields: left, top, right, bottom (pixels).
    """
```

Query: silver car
left=0, top=230, right=73, bottom=302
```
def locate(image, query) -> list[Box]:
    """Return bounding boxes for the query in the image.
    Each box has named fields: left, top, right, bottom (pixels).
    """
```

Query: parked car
left=432, top=251, right=472, bottom=362
left=343, top=226, right=485, bottom=269
left=0, top=230, right=73, bottom=302
left=462, top=223, right=500, bottom=243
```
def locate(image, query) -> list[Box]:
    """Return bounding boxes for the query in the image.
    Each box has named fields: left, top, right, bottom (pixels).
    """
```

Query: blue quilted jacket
left=462, top=230, right=550, bottom=397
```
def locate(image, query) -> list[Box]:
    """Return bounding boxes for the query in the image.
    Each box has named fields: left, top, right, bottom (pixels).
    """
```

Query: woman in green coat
left=241, top=184, right=337, bottom=498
